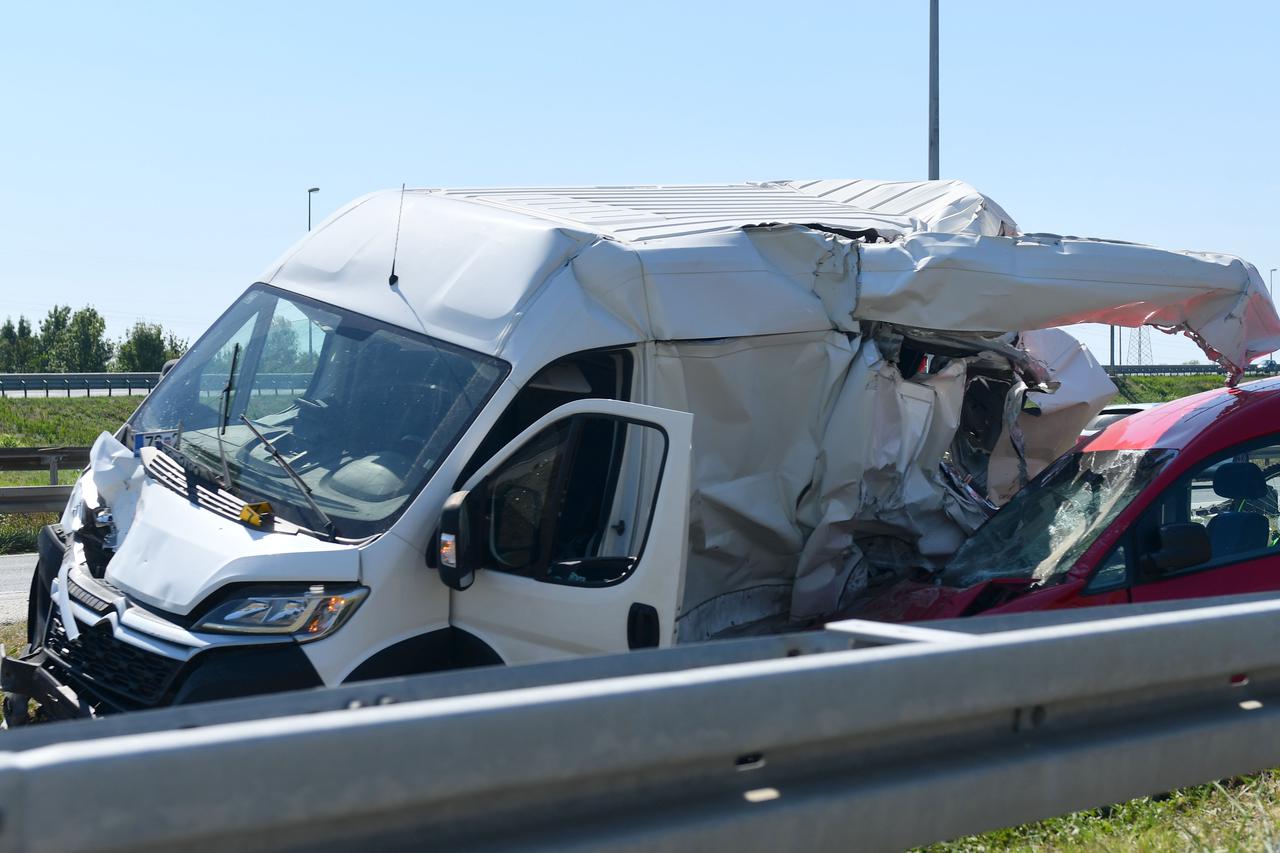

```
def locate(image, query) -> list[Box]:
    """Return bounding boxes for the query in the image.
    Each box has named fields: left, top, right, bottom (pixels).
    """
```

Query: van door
left=448, top=398, right=692, bottom=663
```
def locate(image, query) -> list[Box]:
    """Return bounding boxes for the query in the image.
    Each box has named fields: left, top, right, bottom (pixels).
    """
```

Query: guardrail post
left=42, top=379, right=48, bottom=397
left=45, top=453, right=58, bottom=486
left=20, top=379, right=26, bottom=398
left=64, top=378, right=71, bottom=398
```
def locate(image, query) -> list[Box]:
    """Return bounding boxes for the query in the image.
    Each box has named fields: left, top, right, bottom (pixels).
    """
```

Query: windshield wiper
left=239, top=414, right=337, bottom=540
left=215, top=343, right=241, bottom=488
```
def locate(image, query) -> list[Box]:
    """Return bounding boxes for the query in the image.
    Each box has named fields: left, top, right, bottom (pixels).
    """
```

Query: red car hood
left=850, top=576, right=1044, bottom=623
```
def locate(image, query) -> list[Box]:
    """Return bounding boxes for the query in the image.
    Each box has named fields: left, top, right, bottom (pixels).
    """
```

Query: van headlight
left=194, top=586, right=368, bottom=641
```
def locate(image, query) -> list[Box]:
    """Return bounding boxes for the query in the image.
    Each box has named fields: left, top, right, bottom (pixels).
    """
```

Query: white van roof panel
left=262, top=182, right=1280, bottom=376
left=425, top=179, right=1016, bottom=242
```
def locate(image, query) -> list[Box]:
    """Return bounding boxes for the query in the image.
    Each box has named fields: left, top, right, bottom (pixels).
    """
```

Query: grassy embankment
left=0, top=396, right=140, bottom=554
left=1109, top=373, right=1230, bottom=404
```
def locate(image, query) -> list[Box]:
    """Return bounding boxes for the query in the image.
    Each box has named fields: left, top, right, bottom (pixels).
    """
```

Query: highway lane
left=0, top=553, right=33, bottom=626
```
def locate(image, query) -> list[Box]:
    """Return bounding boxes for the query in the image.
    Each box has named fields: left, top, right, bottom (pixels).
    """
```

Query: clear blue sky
left=2, top=1, right=1276, bottom=364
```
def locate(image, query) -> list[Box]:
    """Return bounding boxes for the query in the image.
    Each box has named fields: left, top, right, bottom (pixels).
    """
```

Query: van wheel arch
left=342, top=628, right=504, bottom=683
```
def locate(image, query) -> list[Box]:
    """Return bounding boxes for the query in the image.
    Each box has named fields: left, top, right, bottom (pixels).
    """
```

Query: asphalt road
left=0, top=553, right=34, bottom=626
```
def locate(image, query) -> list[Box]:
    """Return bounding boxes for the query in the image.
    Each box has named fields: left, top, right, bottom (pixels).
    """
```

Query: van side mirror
left=160, top=357, right=179, bottom=378
left=1141, top=522, right=1212, bottom=578
left=435, top=490, right=479, bottom=591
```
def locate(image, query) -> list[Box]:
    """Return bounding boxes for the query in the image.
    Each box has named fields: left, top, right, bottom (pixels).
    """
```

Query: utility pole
left=928, top=0, right=940, bottom=180
left=307, top=187, right=320, bottom=231
left=1109, top=325, right=1116, bottom=369
left=1271, top=269, right=1277, bottom=364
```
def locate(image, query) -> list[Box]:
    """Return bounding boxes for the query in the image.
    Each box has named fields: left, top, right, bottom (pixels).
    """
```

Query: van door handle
left=627, top=603, right=660, bottom=649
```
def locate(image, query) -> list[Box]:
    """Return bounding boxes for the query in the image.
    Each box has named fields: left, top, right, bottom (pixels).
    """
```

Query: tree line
left=0, top=305, right=189, bottom=373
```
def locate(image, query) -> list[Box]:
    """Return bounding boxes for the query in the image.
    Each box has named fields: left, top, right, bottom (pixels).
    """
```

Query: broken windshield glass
left=940, top=448, right=1177, bottom=589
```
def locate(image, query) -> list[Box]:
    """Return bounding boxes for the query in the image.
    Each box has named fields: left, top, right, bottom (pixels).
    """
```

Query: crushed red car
left=853, top=377, right=1280, bottom=622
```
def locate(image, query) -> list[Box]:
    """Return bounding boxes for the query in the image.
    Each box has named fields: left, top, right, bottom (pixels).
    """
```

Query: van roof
left=262, top=181, right=1280, bottom=374
left=420, top=179, right=1019, bottom=242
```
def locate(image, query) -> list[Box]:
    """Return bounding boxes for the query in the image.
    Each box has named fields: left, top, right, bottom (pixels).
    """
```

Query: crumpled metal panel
left=777, top=178, right=1019, bottom=237
left=255, top=181, right=1280, bottom=634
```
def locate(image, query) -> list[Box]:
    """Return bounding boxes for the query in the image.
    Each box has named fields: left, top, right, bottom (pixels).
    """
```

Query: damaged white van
left=5, top=179, right=1278, bottom=721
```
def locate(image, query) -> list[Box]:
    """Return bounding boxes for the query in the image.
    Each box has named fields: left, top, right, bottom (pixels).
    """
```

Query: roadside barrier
left=3, top=594, right=1280, bottom=851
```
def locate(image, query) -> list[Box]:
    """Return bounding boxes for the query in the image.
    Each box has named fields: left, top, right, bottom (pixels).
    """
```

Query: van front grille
left=44, top=613, right=184, bottom=705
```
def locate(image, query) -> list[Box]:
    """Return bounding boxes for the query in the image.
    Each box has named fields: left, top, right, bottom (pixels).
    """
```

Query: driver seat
left=1207, top=462, right=1270, bottom=558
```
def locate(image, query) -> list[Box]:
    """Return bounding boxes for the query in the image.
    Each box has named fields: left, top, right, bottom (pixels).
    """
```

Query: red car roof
left=1087, top=376, right=1280, bottom=453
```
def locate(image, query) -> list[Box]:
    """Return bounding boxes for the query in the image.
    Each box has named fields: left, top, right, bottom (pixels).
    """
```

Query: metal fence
left=1105, top=362, right=1279, bottom=377
left=4, top=593, right=1280, bottom=851
left=0, top=448, right=84, bottom=513
left=0, top=372, right=318, bottom=398
left=0, top=373, right=160, bottom=397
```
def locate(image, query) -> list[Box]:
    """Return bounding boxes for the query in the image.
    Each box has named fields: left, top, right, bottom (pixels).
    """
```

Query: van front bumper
left=2, top=621, right=325, bottom=723
left=1, top=647, right=95, bottom=722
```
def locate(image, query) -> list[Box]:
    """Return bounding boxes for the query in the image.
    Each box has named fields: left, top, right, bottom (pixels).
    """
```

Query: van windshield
left=941, top=448, right=1177, bottom=589
left=128, top=284, right=507, bottom=538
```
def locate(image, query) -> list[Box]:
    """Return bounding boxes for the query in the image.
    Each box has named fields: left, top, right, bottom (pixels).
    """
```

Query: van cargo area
left=5, top=179, right=1279, bottom=721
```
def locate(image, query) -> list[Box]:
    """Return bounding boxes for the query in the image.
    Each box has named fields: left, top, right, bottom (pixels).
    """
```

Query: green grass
left=1111, top=374, right=1227, bottom=404
left=0, top=395, right=140, bottom=447
left=926, top=774, right=1280, bottom=851
left=0, top=513, right=57, bottom=555
left=0, top=622, right=29, bottom=725
left=0, top=397, right=135, bottom=555
left=0, top=621, right=26, bottom=655
left=0, top=471, right=78, bottom=486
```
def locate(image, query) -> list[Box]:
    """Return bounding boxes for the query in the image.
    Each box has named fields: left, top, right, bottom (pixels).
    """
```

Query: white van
left=4, top=180, right=1277, bottom=721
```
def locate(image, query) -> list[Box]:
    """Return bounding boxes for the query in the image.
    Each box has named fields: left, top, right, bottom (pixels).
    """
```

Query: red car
left=856, top=377, right=1280, bottom=622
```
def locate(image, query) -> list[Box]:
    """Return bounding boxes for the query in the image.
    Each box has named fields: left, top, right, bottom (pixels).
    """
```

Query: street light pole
left=928, top=0, right=939, bottom=180
left=307, top=187, right=320, bottom=231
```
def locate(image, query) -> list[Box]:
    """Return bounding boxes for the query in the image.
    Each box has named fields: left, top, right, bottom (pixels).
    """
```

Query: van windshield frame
left=127, top=283, right=510, bottom=539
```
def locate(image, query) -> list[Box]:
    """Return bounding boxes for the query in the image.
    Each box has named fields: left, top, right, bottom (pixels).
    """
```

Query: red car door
left=1130, top=435, right=1280, bottom=603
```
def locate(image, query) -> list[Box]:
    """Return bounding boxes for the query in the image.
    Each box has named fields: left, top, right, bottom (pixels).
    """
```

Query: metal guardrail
left=4, top=594, right=1280, bottom=850
left=0, top=485, right=73, bottom=514
left=0, top=372, right=315, bottom=398
left=0, top=373, right=159, bottom=397
left=1105, top=363, right=1280, bottom=376
left=0, top=447, right=85, bottom=514
left=0, top=447, right=89, bottom=485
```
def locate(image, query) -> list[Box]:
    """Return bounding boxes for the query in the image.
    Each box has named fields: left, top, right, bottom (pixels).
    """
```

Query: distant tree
left=36, top=305, right=72, bottom=371
left=261, top=316, right=302, bottom=373
left=12, top=317, right=38, bottom=372
left=0, top=319, right=15, bottom=372
left=114, top=321, right=189, bottom=371
left=52, top=307, right=114, bottom=372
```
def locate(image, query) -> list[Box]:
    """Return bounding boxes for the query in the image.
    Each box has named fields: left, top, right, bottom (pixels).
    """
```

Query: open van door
left=443, top=399, right=692, bottom=664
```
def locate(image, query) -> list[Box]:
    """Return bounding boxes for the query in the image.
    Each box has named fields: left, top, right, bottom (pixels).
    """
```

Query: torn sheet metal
left=853, top=233, right=1280, bottom=377
left=56, top=433, right=145, bottom=640
left=790, top=342, right=976, bottom=620
left=87, top=431, right=145, bottom=531
left=986, top=329, right=1118, bottom=504
left=649, top=332, right=854, bottom=640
